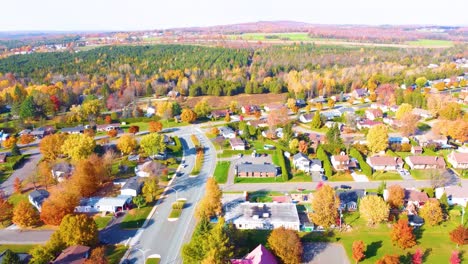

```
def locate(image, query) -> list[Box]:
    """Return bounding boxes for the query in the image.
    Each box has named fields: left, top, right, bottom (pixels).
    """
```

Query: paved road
left=0, top=229, right=53, bottom=244
left=124, top=127, right=217, bottom=264
left=0, top=148, right=42, bottom=196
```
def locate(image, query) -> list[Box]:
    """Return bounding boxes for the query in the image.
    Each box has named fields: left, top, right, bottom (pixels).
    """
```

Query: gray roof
left=310, top=159, right=322, bottom=166
left=121, top=177, right=142, bottom=191
left=95, top=195, right=132, bottom=207
left=225, top=202, right=300, bottom=226
left=293, top=152, right=309, bottom=162
left=338, top=107, right=355, bottom=114
left=219, top=126, right=235, bottom=134
left=61, top=125, right=85, bottom=133
left=29, top=189, right=49, bottom=200
left=237, top=163, right=278, bottom=173
left=336, top=189, right=366, bottom=204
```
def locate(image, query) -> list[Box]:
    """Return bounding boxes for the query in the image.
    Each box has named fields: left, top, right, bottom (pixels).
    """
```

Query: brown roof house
left=51, top=245, right=90, bottom=264
left=365, top=108, right=383, bottom=120
left=236, top=163, right=278, bottom=178
left=447, top=151, right=468, bottom=169
left=331, top=152, right=357, bottom=171
left=366, top=156, right=404, bottom=171
left=383, top=188, right=429, bottom=208
left=404, top=156, right=446, bottom=170
left=230, top=138, right=246, bottom=151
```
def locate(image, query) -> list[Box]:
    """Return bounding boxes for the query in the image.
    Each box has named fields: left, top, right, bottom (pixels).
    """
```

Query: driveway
left=351, top=172, right=369, bottom=182
left=0, top=152, right=42, bottom=196
left=302, top=242, right=350, bottom=264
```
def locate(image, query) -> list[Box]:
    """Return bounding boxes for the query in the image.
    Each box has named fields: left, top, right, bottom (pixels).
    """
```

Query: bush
left=276, top=149, right=290, bottom=181
left=172, top=201, right=185, bottom=210
left=317, top=146, right=333, bottom=178
left=168, top=136, right=182, bottom=153
left=349, top=148, right=372, bottom=177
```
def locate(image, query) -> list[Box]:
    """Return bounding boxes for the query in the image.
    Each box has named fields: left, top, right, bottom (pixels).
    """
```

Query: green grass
left=234, top=176, right=284, bottom=183
left=94, top=216, right=112, bottom=229
left=406, top=39, right=454, bottom=47
left=146, top=258, right=161, bottom=264
left=410, top=169, right=431, bottom=180
left=370, top=171, right=403, bottom=181
left=0, top=244, right=36, bottom=253
left=168, top=200, right=186, bottom=219
left=120, top=205, right=153, bottom=229
left=289, top=171, right=312, bottom=182
left=8, top=192, right=28, bottom=206
left=328, top=172, right=354, bottom=182
left=214, top=161, right=230, bottom=183
left=106, top=245, right=128, bottom=264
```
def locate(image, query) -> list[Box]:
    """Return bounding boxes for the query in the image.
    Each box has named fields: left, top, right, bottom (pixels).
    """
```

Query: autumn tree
left=391, top=219, right=416, bottom=249
left=36, top=161, right=56, bottom=189
left=0, top=194, right=13, bottom=227
left=142, top=176, right=159, bottom=203
left=449, top=225, right=468, bottom=247
left=12, top=200, right=39, bottom=228
left=412, top=248, right=423, bottom=264
left=19, top=133, right=35, bottom=145
left=181, top=108, right=197, bottom=123
left=450, top=251, right=461, bottom=264
left=224, top=112, right=231, bottom=122
left=107, top=129, right=118, bottom=138
left=267, top=107, right=289, bottom=128
left=415, top=77, right=427, bottom=88
left=85, top=247, right=108, bottom=264
left=148, top=121, right=163, bottom=133
left=310, top=184, right=340, bottom=228
left=439, top=102, right=462, bottom=121
left=359, top=195, right=389, bottom=226
left=1, top=249, right=21, bottom=264
left=376, top=255, right=400, bottom=264
left=387, top=185, right=405, bottom=208
left=2, top=136, right=17, bottom=149
left=419, top=199, right=443, bottom=226
left=58, top=214, right=98, bottom=247
left=40, top=133, right=67, bottom=161
left=196, top=178, right=222, bottom=220
left=70, top=154, right=108, bottom=197
left=367, top=124, right=388, bottom=153
left=400, top=114, right=419, bottom=136
left=61, top=134, right=96, bottom=161
left=298, top=140, right=308, bottom=154
left=128, top=125, right=139, bottom=134
left=117, top=134, right=137, bottom=155
left=352, top=240, right=366, bottom=263
left=268, top=227, right=303, bottom=264
left=194, top=99, right=211, bottom=117
left=310, top=111, right=322, bottom=129
left=202, top=218, right=234, bottom=263
left=81, top=99, right=101, bottom=121
left=395, top=103, right=413, bottom=120
left=13, top=177, right=22, bottom=194
left=140, top=133, right=166, bottom=157
left=40, top=188, right=80, bottom=226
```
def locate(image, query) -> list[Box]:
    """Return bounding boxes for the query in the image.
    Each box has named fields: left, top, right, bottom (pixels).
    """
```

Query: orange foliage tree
left=19, top=134, right=35, bottom=145
left=449, top=225, right=468, bottom=247
left=148, top=121, right=163, bottom=133
left=387, top=185, right=405, bottom=208
left=40, top=188, right=80, bottom=226
left=352, top=240, right=366, bottom=263
left=390, top=219, right=416, bottom=249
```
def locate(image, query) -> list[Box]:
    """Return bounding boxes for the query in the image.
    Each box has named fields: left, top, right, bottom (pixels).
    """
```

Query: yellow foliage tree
left=117, top=134, right=137, bottom=155
left=61, top=134, right=96, bottom=161
left=12, top=200, right=39, bottom=228
left=310, top=185, right=340, bottom=228
left=366, top=124, right=388, bottom=153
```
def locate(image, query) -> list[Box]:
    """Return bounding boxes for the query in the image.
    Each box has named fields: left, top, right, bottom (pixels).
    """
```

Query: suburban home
left=61, top=125, right=85, bottom=134
left=224, top=202, right=300, bottom=231
left=351, top=88, right=367, bottom=99
left=78, top=195, right=132, bottom=213
left=292, top=153, right=322, bottom=173
left=436, top=186, right=468, bottom=206
left=365, top=108, right=383, bottom=120
left=210, top=109, right=229, bottom=119
left=167, top=90, right=180, bottom=98
left=236, top=163, right=278, bottom=178
left=51, top=245, right=90, bottom=264
left=447, top=151, right=468, bottom=169
left=51, top=162, right=74, bottom=182
left=405, top=156, right=446, bottom=169
left=241, top=105, right=260, bottom=114
left=338, top=107, right=355, bottom=115
left=308, top=132, right=325, bottom=150
left=299, top=113, right=314, bottom=123
left=324, top=121, right=343, bottom=130
left=415, top=131, right=448, bottom=147
left=404, top=189, right=429, bottom=208
left=331, top=152, right=357, bottom=171
left=135, top=161, right=164, bottom=177
left=263, top=103, right=285, bottom=112
left=0, top=154, right=6, bottom=163
left=336, top=189, right=366, bottom=211
left=120, top=177, right=143, bottom=197
left=28, top=189, right=50, bottom=212
left=321, top=109, right=342, bottom=120
left=412, top=108, right=433, bottom=119
left=230, top=138, right=246, bottom=151
left=230, top=244, right=278, bottom=264
left=370, top=103, right=389, bottom=112
left=357, top=120, right=382, bottom=130
left=96, top=123, right=121, bottom=132
left=366, top=156, right=404, bottom=171
left=411, top=146, right=423, bottom=155
left=146, top=106, right=156, bottom=117
left=219, top=126, right=236, bottom=139
left=247, top=119, right=268, bottom=128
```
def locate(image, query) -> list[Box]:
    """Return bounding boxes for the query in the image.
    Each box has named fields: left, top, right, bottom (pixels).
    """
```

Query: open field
left=406, top=39, right=454, bottom=47
left=183, top=93, right=287, bottom=109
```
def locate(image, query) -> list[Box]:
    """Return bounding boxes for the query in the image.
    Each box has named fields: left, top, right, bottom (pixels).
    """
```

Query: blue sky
left=1, top=0, right=467, bottom=31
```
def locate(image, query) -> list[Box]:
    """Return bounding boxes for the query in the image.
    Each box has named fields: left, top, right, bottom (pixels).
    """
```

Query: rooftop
left=225, top=202, right=300, bottom=226
left=405, top=189, right=429, bottom=202
left=237, top=163, right=278, bottom=173
left=230, top=244, right=278, bottom=264
left=51, top=245, right=90, bottom=264
left=406, top=156, right=446, bottom=166
left=368, top=156, right=403, bottom=166
left=121, top=177, right=142, bottom=191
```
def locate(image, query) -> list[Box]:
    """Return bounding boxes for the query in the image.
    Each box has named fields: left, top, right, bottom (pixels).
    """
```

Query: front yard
left=120, top=204, right=153, bottom=229
left=105, top=245, right=128, bottom=264
left=410, top=169, right=431, bottom=180
left=370, top=171, right=403, bottom=181
left=213, top=161, right=230, bottom=183
left=328, top=172, right=354, bottom=182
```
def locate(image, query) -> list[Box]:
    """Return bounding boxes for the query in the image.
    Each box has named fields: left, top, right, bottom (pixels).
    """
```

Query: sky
left=1, top=0, right=467, bottom=31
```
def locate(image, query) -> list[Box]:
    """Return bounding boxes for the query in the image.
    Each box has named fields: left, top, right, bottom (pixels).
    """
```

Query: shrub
left=317, top=146, right=333, bottom=178
left=349, top=148, right=372, bottom=177
left=276, top=149, right=290, bottom=181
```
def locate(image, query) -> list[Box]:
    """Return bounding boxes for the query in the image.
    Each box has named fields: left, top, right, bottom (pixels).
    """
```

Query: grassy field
left=0, top=244, right=36, bottom=253
left=289, top=171, right=313, bottom=182
left=106, top=245, right=128, bottom=264
left=370, top=171, right=403, bottom=181
left=410, top=169, right=431, bottom=180
left=94, top=215, right=112, bottom=230
left=214, top=161, right=230, bottom=183
left=120, top=205, right=153, bottom=229
left=406, top=39, right=454, bottom=47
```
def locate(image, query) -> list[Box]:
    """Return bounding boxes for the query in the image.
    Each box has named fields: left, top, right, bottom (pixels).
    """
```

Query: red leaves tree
left=19, top=134, right=35, bottom=145
left=104, top=115, right=112, bottom=124
left=149, top=121, right=163, bottom=133
left=449, top=225, right=468, bottom=247
left=298, top=140, right=308, bottom=154
left=13, top=177, right=22, bottom=194
left=450, top=251, right=460, bottom=264
left=390, top=219, right=416, bottom=249
left=107, top=129, right=118, bottom=138
left=85, top=247, right=108, bottom=264
left=412, top=248, right=423, bottom=264
left=352, top=240, right=366, bottom=263
left=129, top=125, right=139, bottom=134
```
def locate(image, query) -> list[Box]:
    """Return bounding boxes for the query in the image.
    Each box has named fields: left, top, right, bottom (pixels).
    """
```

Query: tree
left=224, top=112, right=231, bottom=122
left=106, top=129, right=118, bottom=138
left=61, top=134, right=95, bottom=161
left=359, top=195, right=389, bottom=226
left=12, top=200, right=39, bottom=228
left=395, top=103, right=413, bottom=120
left=449, top=225, right=468, bottom=247
left=412, top=248, right=423, bottom=264
left=1, top=249, right=21, bottom=264
left=323, top=124, right=343, bottom=154
left=145, top=82, right=153, bottom=97
left=327, top=99, right=335, bottom=108
left=400, top=114, right=419, bottom=136
left=310, top=111, right=322, bottom=129
left=69, top=156, right=106, bottom=197
left=19, top=95, right=37, bottom=120
left=387, top=185, right=405, bottom=208
left=40, top=133, right=67, bottom=160
left=2, top=136, right=17, bottom=149
left=194, top=99, right=211, bottom=117
left=29, top=245, right=55, bottom=264
left=439, top=102, right=462, bottom=121
left=298, top=140, right=308, bottom=154
left=10, top=143, right=21, bottom=156
left=13, top=177, right=22, bottom=194
left=36, top=161, right=55, bottom=189
left=450, top=251, right=461, bottom=264
left=85, top=247, right=108, bottom=264
left=182, top=219, right=212, bottom=263
left=376, top=255, right=400, bottom=264
left=310, top=184, right=340, bottom=228
left=419, top=199, right=443, bottom=226
left=117, top=134, right=137, bottom=155
left=19, top=133, right=35, bottom=145
left=367, top=124, right=388, bottom=153
left=148, top=121, right=163, bottom=133
left=40, top=189, right=80, bottom=226
left=142, top=176, right=159, bottom=203
left=289, top=138, right=299, bottom=153
left=133, top=195, right=146, bottom=209
left=128, top=125, right=139, bottom=134
left=391, top=219, right=416, bottom=249
left=181, top=108, right=197, bottom=123
left=196, top=178, right=222, bottom=220
left=81, top=99, right=101, bottom=121
left=59, top=214, right=98, bottom=247
left=268, top=227, right=303, bottom=264
left=140, top=133, right=166, bottom=157
left=267, top=107, right=289, bottom=128
left=415, top=77, right=427, bottom=88
left=0, top=194, right=13, bottom=227
left=202, top=218, right=234, bottom=264
left=352, top=240, right=366, bottom=263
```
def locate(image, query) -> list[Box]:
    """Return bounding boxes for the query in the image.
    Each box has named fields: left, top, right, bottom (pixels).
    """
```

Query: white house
left=299, top=113, right=314, bottom=123
left=146, top=106, right=156, bottom=117
left=76, top=195, right=133, bottom=213
left=229, top=138, right=246, bottom=150
left=321, top=110, right=342, bottom=120
left=219, top=126, right=236, bottom=139
left=447, top=151, right=468, bottom=169
left=366, top=156, right=404, bottom=171
left=28, top=189, right=49, bottom=212
left=404, top=156, right=446, bottom=170
left=365, top=108, right=383, bottom=120
left=120, top=177, right=143, bottom=197
left=436, top=186, right=468, bottom=206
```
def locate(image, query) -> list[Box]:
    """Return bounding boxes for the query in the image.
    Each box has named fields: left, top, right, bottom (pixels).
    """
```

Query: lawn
left=111, top=157, right=138, bottom=178
left=410, top=169, right=431, bottom=180
left=370, top=171, right=403, bottom=181
left=120, top=205, right=153, bottom=229
left=289, top=171, right=313, bottom=182
left=146, top=258, right=161, bottom=264
left=8, top=192, right=28, bottom=206
left=168, top=200, right=186, bottom=219
left=105, top=245, right=128, bottom=264
left=234, top=176, right=284, bottom=183
left=328, top=172, right=354, bottom=182
left=214, top=161, right=230, bottom=184
left=94, top=216, right=112, bottom=230
left=406, top=39, right=454, bottom=47
left=0, top=244, right=36, bottom=253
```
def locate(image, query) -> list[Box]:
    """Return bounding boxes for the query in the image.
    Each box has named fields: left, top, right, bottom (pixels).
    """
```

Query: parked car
left=340, top=185, right=352, bottom=189
left=321, top=175, right=328, bottom=181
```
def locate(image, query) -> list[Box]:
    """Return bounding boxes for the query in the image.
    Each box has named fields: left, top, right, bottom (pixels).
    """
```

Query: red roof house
left=231, top=244, right=278, bottom=264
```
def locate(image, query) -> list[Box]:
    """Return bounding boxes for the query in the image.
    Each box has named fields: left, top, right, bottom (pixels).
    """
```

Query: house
left=405, top=189, right=429, bottom=208
left=241, top=105, right=260, bottom=114
left=135, top=161, right=164, bottom=177
left=230, top=138, right=246, bottom=151
left=264, top=103, right=285, bottom=112
left=236, top=163, right=278, bottom=178
left=415, top=131, right=448, bottom=147
left=447, top=151, right=468, bottom=169
left=61, top=125, right=85, bottom=134
left=365, top=108, right=383, bottom=120
left=299, top=113, right=314, bottom=123
left=96, top=123, right=121, bottom=132
left=120, top=177, right=143, bottom=197
left=331, top=152, right=356, bottom=171
left=296, top=99, right=306, bottom=107
left=219, top=126, right=236, bottom=139
left=370, top=103, right=389, bottom=112
left=351, top=88, right=367, bottom=99
left=210, top=109, right=229, bottom=119
left=366, top=156, right=404, bottom=171
left=338, top=107, right=355, bottom=115
left=28, top=189, right=49, bottom=212
left=230, top=244, right=278, bottom=264
left=224, top=202, right=300, bottom=231
left=324, top=122, right=343, bottom=130
left=167, top=90, right=180, bottom=98
left=51, top=245, right=90, bottom=264
left=0, top=154, right=6, bottom=163
left=405, top=156, right=446, bottom=169
left=292, top=153, right=322, bottom=173
left=146, top=106, right=156, bottom=117
left=336, top=189, right=366, bottom=211
left=412, top=108, right=433, bottom=119
left=51, top=162, right=74, bottom=182
left=435, top=186, right=468, bottom=206
left=95, top=195, right=132, bottom=213
left=411, top=146, right=423, bottom=155
left=247, top=119, right=268, bottom=128
left=357, top=120, right=382, bottom=130
left=321, top=109, right=342, bottom=120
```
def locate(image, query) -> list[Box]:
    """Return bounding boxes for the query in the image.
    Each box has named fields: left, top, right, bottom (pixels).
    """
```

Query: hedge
left=317, top=146, right=333, bottom=178
left=168, top=136, right=182, bottom=154
left=349, top=148, right=372, bottom=177
left=276, top=149, right=290, bottom=181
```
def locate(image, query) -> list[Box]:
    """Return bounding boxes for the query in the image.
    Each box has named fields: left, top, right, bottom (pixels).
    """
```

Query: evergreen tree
left=310, top=111, right=322, bottom=129
left=324, top=124, right=344, bottom=154
left=11, top=143, right=21, bottom=156
left=146, top=83, right=153, bottom=97
left=19, top=96, right=37, bottom=120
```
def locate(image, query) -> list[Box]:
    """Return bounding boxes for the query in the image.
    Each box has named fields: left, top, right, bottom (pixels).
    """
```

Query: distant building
left=447, top=151, right=468, bottom=169
left=61, top=125, right=85, bottom=134
left=351, top=88, right=367, bottom=99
